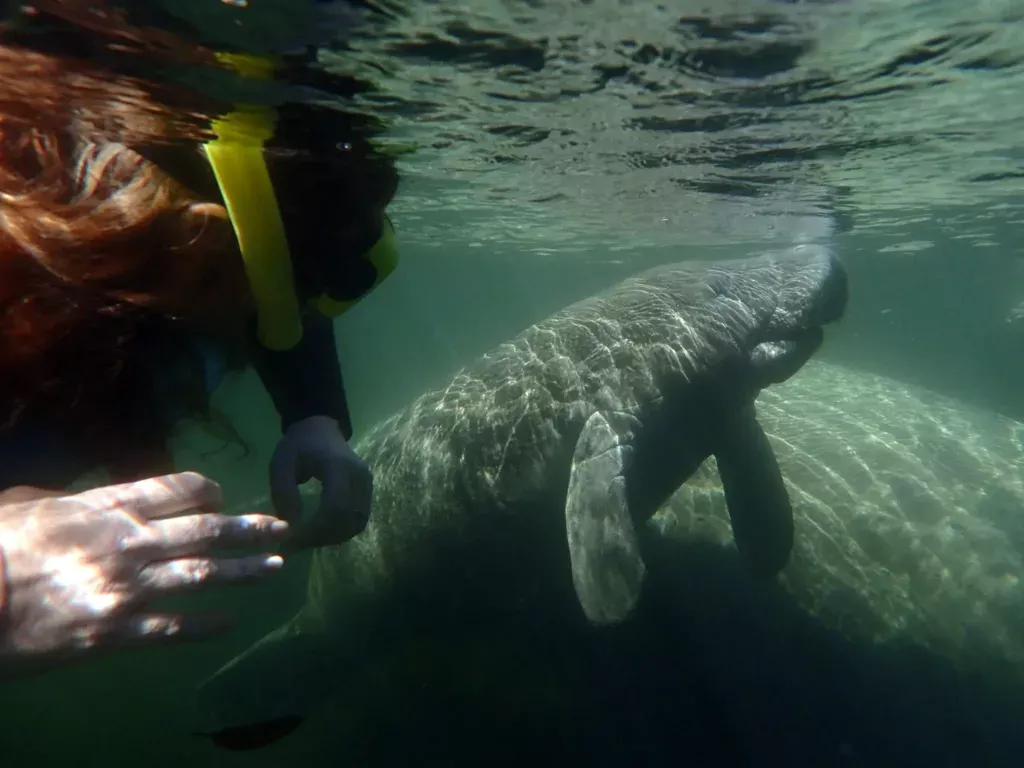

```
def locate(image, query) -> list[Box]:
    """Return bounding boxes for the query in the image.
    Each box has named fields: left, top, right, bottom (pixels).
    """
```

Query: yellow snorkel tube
left=202, top=52, right=398, bottom=351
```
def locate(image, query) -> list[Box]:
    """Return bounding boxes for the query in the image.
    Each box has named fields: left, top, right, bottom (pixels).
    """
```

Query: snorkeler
left=0, top=1, right=397, bottom=541
left=0, top=1, right=398, bottom=673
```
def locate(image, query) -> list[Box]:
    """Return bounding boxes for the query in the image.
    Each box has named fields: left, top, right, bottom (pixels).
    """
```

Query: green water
left=3, top=1, right=1024, bottom=765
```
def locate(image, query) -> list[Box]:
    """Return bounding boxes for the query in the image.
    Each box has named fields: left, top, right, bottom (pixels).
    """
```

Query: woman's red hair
left=0, top=28, right=253, bottom=485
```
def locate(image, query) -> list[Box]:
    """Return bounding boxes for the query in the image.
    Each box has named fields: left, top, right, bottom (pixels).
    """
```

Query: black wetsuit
left=251, top=310, right=353, bottom=439
left=0, top=311, right=353, bottom=491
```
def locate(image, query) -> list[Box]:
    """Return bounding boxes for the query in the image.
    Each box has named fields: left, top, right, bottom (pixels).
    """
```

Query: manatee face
left=617, top=243, right=847, bottom=407
left=710, top=243, right=848, bottom=388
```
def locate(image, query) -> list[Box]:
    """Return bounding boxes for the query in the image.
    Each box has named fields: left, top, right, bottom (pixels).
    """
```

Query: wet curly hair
left=0, top=46, right=251, bottom=484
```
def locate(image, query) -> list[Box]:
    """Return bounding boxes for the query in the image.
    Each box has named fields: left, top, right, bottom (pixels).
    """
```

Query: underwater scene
left=0, top=1, right=1023, bottom=766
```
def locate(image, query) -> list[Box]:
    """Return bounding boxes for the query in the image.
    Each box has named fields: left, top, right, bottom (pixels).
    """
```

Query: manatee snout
left=747, top=244, right=848, bottom=387
left=775, top=243, right=848, bottom=331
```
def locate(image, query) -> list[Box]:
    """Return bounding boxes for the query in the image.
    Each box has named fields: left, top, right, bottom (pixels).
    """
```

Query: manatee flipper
left=565, top=410, right=647, bottom=626
left=195, top=612, right=333, bottom=751
left=714, top=404, right=794, bottom=577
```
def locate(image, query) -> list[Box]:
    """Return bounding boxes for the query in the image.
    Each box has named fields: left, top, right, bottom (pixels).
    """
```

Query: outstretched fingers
left=77, top=471, right=226, bottom=521
left=136, top=553, right=284, bottom=598
left=107, top=612, right=237, bottom=650
left=142, top=512, right=289, bottom=560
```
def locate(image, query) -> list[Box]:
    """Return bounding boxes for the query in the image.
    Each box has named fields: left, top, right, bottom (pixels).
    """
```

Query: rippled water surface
left=289, top=0, right=1024, bottom=255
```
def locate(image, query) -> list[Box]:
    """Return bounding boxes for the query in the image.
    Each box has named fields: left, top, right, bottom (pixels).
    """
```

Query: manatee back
left=654, top=361, right=1024, bottom=676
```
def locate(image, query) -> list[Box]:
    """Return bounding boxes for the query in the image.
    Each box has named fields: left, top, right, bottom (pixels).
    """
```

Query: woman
left=0, top=0, right=399, bottom=672
left=0, top=3, right=399, bottom=545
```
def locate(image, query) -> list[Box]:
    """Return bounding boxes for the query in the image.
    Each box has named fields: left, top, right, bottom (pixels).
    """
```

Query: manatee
left=197, top=244, right=847, bottom=747
left=652, top=359, right=1024, bottom=677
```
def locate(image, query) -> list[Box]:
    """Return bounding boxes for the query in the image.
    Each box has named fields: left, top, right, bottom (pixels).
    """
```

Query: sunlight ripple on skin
left=0, top=472, right=288, bottom=667
left=45, top=551, right=125, bottom=616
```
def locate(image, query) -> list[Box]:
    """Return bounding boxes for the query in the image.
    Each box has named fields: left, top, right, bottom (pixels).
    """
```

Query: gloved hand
left=0, top=472, right=288, bottom=679
left=268, top=415, right=373, bottom=553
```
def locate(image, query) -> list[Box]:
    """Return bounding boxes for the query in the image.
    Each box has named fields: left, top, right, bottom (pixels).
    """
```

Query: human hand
left=268, top=415, right=373, bottom=553
left=0, top=472, right=288, bottom=679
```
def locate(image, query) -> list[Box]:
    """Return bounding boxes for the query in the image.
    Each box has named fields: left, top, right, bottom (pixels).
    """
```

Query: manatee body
left=198, top=244, right=847, bottom=746
left=653, top=360, right=1024, bottom=675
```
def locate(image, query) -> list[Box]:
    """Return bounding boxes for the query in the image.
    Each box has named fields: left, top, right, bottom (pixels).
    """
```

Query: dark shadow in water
left=289, top=532, right=1024, bottom=768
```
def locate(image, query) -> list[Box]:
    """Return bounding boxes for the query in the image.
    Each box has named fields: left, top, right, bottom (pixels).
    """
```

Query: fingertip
left=230, top=513, right=290, bottom=538
left=172, top=471, right=224, bottom=513
left=232, top=513, right=292, bottom=548
left=264, top=554, right=285, bottom=571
